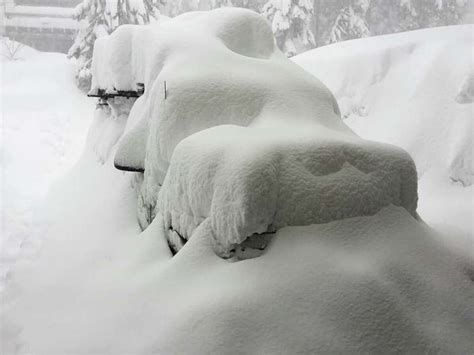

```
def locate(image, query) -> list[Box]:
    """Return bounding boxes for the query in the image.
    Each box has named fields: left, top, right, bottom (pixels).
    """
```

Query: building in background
left=1, top=0, right=80, bottom=53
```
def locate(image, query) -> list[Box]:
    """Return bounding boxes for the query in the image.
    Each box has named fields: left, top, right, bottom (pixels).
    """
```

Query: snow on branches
left=327, top=1, right=370, bottom=44
left=262, top=0, right=315, bottom=57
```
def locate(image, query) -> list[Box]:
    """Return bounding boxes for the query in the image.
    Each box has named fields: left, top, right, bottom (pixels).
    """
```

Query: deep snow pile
left=2, top=145, right=473, bottom=353
left=0, top=43, right=94, bottom=290
left=91, top=8, right=417, bottom=256
left=293, top=25, right=473, bottom=186
left=293, top=26, right=473, bottom=238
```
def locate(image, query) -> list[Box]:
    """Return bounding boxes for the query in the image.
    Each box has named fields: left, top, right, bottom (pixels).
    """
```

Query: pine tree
left=372, top=0, right=469, bottom=35
left=327, top=0, right=370, bottom=44
left=415, top=0, right=468, bottom=27
left=164, top=0, right=188, bottom=16
left=262, top=0, right=315, bottom=56
left=68, top=0, right=165, bottom=92
left=211, top=0, right=234, bottom=6
left=366, top=0, right=418, bottom=35
left=201, top=0, right=262, bottom=12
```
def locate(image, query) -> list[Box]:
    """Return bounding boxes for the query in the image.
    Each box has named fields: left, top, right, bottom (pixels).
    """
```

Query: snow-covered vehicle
left=90, top=8, right=418, bottom=258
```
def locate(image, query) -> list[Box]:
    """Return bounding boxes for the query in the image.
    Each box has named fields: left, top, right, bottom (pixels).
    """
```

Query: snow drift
left=91, top=8, right=417, bottom=256
left=292, top=24, right=473, bottom=240
left=293, top=25, right=473, bottom=187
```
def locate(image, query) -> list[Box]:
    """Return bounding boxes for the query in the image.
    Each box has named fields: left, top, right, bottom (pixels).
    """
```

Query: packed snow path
left=91, top=8, right=418, bottom=256
left=0, top=45, right=94, bottom=290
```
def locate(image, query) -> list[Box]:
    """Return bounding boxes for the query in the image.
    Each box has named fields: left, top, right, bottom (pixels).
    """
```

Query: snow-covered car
left=90, top=8, right=418, bottom=258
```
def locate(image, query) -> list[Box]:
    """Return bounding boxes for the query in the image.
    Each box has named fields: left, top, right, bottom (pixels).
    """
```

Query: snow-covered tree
left=366, top=0, right=470, bottom=36
left=417, top=0, right=468, bottom=26
left=195, top=0, right=262, bottom=12
left=207, top=0, right=263, bottom=10
left=69, top=0, right=471, bottom=84
left=210, top=0, right=234, bottom=6
left=68, top=0, right=165, bottom=91
left=262, top=0, right=315, bottom=56
left=161, top=0, right=470, bottom=56
left=164, top=0, right=190, bottom=16
left=327, top=0, right=370, bottom=44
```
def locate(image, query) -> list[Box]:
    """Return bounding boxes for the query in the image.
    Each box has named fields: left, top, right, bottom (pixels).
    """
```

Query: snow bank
left=293, top=24, right=473, bottom=240
left=293, top=25, right=473, bottom=187
left=3, top=171, right=473, bottom=353
left=90, top=8, right=418, bottom=255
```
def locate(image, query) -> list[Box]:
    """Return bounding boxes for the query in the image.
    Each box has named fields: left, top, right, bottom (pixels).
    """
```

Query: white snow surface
left=92, top=8, right=418, bottom=255
left=1, top=16, right=473, bottom=354
left=292, top=24, right=473, bottom=240
left=293, top=25, right=473, bottom=187
left=0, top=44, right=94, bottom=290
left=2, top=155, right=472, bottom=353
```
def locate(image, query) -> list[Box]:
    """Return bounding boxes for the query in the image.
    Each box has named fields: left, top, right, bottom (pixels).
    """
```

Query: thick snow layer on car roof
left=159, top=124, right=417, bottom=256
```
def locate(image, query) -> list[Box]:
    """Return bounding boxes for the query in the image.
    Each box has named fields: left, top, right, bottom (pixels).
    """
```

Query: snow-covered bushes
left=89, top=8, right=418, bottom=257
left=1, top=37, right=26, bottom=61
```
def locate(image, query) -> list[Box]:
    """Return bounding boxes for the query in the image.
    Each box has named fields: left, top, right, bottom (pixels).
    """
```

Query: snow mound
left=293, top=25, right=473, bottom=187
left=90, top=8, right=418, bottom=256
left=3, top=176, right=473, bottom=353
left=156, top=206, right=473, bottom=354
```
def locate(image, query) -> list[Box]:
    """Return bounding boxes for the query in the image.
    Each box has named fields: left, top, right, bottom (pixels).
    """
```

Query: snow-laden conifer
left=262, top=0, right=315, bottom=56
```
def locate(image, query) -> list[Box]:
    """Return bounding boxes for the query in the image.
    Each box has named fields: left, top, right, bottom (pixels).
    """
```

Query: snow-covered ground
left=0, top=43, right=95, bottom=290
left=1, top=15, right=473, bottom=354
